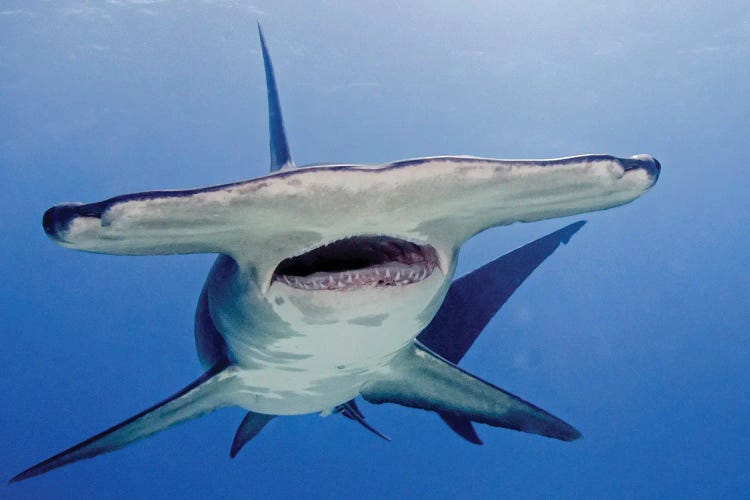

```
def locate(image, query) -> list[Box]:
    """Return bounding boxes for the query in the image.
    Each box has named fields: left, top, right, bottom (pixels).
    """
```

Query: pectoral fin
left=418, top=221, right=586, bottom=444
left=11, top=362, right=240, bottom=483
left=360, top=343, right=581, bottom=442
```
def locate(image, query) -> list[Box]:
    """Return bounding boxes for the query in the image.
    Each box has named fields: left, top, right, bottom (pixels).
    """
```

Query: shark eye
left=273, top=236, right=439, bottom=290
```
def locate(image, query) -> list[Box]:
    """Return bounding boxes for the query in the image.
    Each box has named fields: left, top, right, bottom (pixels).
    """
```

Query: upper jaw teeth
left=274, top=261, right=436, bottom=291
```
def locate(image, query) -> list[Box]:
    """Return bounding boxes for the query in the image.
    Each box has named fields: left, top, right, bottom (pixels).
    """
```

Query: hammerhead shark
left=12, top=26, right=659, bottom=482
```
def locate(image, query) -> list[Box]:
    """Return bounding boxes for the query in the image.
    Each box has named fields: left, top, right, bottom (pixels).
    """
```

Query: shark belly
left=203, top=255, right=453, bottom=415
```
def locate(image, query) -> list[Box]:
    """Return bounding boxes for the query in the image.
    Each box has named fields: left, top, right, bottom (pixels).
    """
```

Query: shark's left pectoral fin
left=11, top=363, right=240, bottom=483
left=360, top=343, right=581, bottom=442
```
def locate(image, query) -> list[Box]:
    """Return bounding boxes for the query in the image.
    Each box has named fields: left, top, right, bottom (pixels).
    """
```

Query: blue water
left=2, top=2, right=748, bottom=498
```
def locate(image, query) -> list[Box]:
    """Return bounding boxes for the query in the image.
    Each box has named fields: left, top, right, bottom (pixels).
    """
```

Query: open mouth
left=273, top=236, right=439, bottom=291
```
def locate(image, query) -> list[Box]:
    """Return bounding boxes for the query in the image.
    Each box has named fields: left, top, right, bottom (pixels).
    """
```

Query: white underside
left=207, top=253, right=453, bottom=415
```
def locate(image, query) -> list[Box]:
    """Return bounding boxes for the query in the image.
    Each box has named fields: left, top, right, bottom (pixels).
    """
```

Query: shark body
left=13, top=27, right=659, bottom=482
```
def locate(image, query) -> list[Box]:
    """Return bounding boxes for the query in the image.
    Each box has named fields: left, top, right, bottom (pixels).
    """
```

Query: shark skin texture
left=11, top=26, right=660, bottom=483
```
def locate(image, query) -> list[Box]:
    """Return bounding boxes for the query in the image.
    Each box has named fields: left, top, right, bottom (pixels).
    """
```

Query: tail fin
left=361, top=343, right=581, bottom=442
left=11, top=363, right=239, bottom=483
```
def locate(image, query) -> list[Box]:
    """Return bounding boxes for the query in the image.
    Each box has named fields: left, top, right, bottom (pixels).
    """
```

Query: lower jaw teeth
left=276, top=262, right=434, bottom=290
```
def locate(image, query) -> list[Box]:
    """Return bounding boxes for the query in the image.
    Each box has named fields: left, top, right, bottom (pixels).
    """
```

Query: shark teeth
left=275, top=261, right=436, bottom=291
left=271, top=235, right=440, bottom=292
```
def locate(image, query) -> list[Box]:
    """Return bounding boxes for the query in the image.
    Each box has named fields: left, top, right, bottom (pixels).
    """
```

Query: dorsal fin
left=257, top=23, right=294, bottom=172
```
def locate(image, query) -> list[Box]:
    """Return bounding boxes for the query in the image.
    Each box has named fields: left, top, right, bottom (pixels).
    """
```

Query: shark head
left=40, top=150, right=659, bottom=367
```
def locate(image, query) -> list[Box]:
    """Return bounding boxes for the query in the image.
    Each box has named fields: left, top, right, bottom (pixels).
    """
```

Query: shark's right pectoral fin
left=360, top=343, right=581, bottom=442
left=11, top=362, right=240, bottom=483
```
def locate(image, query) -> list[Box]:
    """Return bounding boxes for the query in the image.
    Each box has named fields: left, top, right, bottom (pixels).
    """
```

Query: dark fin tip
left=230, top=435, right=242, bottom=458
left=462, top=433, right=483, bottom=446
left=560, top=220, right=587, bottom=245
left=439, top=413, right=484, bottom=445
left=229, top=412, right=274, bottom=458
left=9, top=472, right=27, bottom=484
left=566, top=428, right=584, bottom=442
left=546, top=419, right=583, bottom=442
left=10, top=362, right=230, bottom=483
left=257, top=20, right=294, bottom=172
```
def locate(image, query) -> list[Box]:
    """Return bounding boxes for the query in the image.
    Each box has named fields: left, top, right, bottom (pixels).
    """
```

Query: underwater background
left=1, top=1, right=748, bottom=498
